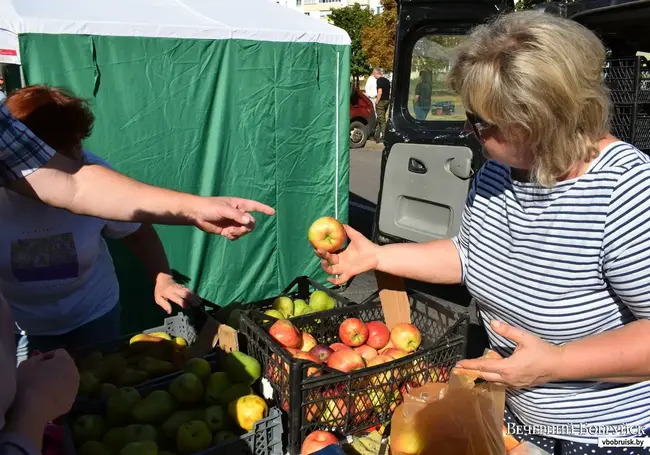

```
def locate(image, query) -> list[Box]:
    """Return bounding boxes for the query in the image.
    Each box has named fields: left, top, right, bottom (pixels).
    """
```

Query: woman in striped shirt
left=317, top=10, right=650, bottom=455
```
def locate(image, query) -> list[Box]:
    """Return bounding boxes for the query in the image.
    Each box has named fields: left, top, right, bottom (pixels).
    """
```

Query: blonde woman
left=316, top=11, right=650, bottom=454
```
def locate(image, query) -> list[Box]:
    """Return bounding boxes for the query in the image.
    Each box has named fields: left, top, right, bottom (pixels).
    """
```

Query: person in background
left=374, top=68, right=391, bottom=143
left=413, top=70, right=432, bottom=121
left=317, top=10, right=650, bottom=454
left=0, top=84, right=274, bottom=454
left=365, top=69, right=378, bottom=109
left=2, top=85, right=198, bottom=363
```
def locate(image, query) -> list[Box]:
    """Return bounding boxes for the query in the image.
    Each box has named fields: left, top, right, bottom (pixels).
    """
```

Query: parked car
left=431, top=100, right=455, bottom=116
left=350, top=87, right=376, bottom=149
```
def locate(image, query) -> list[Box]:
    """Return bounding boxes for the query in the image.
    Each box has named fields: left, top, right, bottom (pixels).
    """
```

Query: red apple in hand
left=339, top=318, right=369, bottom=347
left=326, top=350, right=365, bottom=373
left=308, top=217, right=347, bottom=253
left=365, top=321, right=390, bottom=350
left=310, top=344, right=334, bottom=362
left=390, top=323, right=422, bottom=353
left=269, top=320, right=302, bottom=349
left=301, top=431, right=339, bottom=455
left=354, top=345, right=378, bottom=363
left=330, top=343, right=353, bottom=352
left=300, top=332, right=318, bottom=352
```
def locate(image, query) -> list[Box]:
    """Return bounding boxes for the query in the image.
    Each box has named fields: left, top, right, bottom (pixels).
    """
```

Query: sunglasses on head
left=466, top=111, right=494, bottom=139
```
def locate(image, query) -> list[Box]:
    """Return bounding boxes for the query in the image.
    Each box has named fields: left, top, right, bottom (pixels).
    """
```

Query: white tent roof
left=0, top=0, right=350, bottom=64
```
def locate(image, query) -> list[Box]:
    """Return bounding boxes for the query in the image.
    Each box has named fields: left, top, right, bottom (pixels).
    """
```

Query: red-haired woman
left=1, top=85, right=196, bottom=362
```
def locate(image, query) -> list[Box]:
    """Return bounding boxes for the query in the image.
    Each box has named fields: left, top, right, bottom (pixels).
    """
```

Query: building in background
left=273, top=0, right=383, bottom=22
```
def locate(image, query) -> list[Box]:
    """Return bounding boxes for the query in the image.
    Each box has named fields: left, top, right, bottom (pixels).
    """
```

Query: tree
left=361, top=0, right=398, bottom=72
left=329, top=4, right=374, bottom=87
left=515, top=0, right=571, bottom=10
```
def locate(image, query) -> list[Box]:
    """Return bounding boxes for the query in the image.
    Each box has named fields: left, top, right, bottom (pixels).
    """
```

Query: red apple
left=390, top=323, right=422, bottom=353
left=269, top=320, right=302, bottom=349
left=300, top=332, right=318, bottom=352
left=382, top=348, right=409, bottom=360
left=378, top=339, right=395, bottom=355
left=310, top=344, right=334, bottom=362
left=365, top=321, right=390, bottom=350
left=329, top=343, right=353, bottom=352
left=308, top=217, right=347, bottom=253
left=354, top=345, right=378, bottom=363
left=307, top=388, right=348, bottom=425
left=339, top=318, right=369, bottom=347
left=301, top=431, right=339, bottom=455
left=326, top=350, right=365, bottom=373
left=293, top=351, right=322, bottom=377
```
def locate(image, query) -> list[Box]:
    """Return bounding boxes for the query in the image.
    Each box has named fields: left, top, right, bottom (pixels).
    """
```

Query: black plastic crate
left=208, top=275, right=355, bottom=332
left=63, top=355, right=283, bottom=455
left=610, top=104, right=650, bottom=149
left=240, top=289, right=469, bottom=455
left=604, top=56, right=650, bottom=104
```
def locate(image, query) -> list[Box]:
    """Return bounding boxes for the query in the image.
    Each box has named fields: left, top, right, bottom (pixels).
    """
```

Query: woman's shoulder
left=592, top=141, right=650, bottom=175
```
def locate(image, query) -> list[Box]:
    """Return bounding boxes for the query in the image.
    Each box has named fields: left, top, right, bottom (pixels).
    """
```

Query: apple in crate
left=339, top=318, right=369, bottom=347
left=382, top=348, right=409, bottom=360
left=308, top=217, right=347, bottom=253
left=365, top=321, right=390, bottom=350
left=326, top=350, right=365, bottom=373
left=390, top=323, right=422, bottom=353
left=329, top=343, right=353, bottom=352
left=301, top=431, right=339, bottom=455
left=269, top=320, right=302, bottom=349
left=354, top=345, right=378, bottom=363
left=300, top=332, right=318, bottom=352
left=293, top=351, right=322, bottom=377
left=310, top=344, right=334, bottom=362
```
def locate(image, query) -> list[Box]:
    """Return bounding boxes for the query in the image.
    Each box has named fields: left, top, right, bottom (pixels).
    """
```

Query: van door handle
left=408, top=158, right=427, bottom=174
left=446, top=157, right=473, bottom=180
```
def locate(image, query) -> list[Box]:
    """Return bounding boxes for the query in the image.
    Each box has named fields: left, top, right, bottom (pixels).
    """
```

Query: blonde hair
left=447, top=11, right=610, bottom=186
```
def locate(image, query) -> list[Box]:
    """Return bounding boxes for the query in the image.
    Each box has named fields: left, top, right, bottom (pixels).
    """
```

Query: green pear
left=78, top=371, right=100, bottom=395
left=224, top=352, right=261, bottom=385
left=169, top=373, right=204, bottom=404
left=106, top=387, right=141, bottom=425
left=102, top=427, right=127, bottom=452
left=272, top=296, right=294, bottom=318
left=160, top=409, right=204, bottom=440
left=123, top=424, right=157, bottom=444
left=204, top=372, right=232, bottom=405
left=309, top=290, right=330, bottom=311
left=138, top=357, right=175, bottom=377
left=293, top=299, right=309, bottom=316
left=264, top=309, right=285, bottom=320
left=220, top=384, right=254, bottom=405
left=114, top=368, right=149, bottom=387
left=184, top=358, right=211, bottom=382
left=203, top=405, right=232, bottom=432
left=119, top=440, right=158, bottom=455
left=213, top=430, right=238, bottom=444
left=326, top=296, right=336, bottom=310
left=100, top=382, right=118, bottom=398
left=104, top=353, right=128, bottom=379
left=131, top=390, right=176, bottom=424
left=72, top=414, right=106, bottom=444
left=79, top=441, right=112, bottom=455
left=176, top=421, right=212, bottom=455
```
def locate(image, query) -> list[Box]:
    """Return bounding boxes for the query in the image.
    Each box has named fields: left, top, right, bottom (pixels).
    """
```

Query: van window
left=408, top=35, right=467, bottom=122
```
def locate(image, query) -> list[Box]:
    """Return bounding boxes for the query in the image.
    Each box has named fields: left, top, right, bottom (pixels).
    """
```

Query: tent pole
left=335, top=51, right=340, bottom=220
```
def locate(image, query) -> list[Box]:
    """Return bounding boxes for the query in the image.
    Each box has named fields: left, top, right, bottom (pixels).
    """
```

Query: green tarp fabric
left=19, top=34, right=350, bottom=333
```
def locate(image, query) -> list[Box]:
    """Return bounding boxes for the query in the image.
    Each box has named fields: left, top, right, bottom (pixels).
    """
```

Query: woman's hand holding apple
left=315, top=225, right=381, bottom=285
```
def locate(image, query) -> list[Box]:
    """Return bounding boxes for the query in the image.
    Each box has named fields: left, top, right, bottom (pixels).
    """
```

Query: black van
left=373, top=0, right=650, bottom=248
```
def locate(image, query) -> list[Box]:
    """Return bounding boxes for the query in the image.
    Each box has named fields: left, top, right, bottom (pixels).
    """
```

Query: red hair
left=5, top=85, right=94, bottom=152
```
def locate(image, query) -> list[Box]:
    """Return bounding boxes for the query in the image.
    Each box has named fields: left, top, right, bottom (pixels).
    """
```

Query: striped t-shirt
left=453, top=141, right=650, bottom=444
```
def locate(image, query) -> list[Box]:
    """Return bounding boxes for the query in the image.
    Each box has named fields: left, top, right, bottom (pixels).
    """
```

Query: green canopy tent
left=0, top=0, right=351, bottom=333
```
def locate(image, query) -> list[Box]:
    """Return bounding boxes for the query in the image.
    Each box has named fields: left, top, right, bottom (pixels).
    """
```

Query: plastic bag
left=389, top=350, right=507, bottom=455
